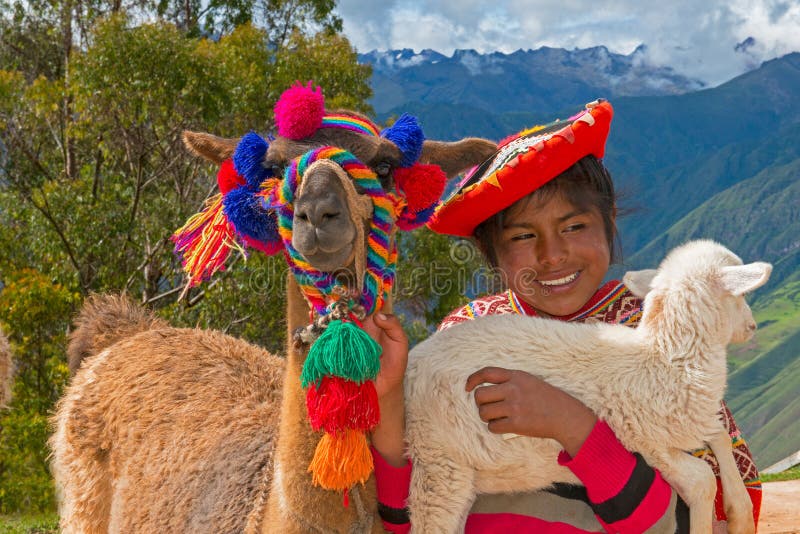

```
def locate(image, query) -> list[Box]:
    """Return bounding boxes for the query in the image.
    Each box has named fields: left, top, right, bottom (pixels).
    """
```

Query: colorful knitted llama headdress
left=172, top=83, right=449, bottom=502
left=172, top=82, right=446, bottom=287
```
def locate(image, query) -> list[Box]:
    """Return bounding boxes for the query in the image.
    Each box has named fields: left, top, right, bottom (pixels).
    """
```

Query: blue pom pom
left=222, top=187, right=281, bottom=246
left=233, top=132, right=271, bottom=189
left=381, top=114, right=425, bottom=168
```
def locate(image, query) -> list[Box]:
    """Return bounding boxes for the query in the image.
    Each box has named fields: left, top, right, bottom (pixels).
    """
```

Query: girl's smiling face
left=495, top=193, right=611, bottom=317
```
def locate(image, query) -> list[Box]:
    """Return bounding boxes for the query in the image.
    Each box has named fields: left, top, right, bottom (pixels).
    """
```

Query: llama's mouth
left=301, top=243, right=354, bottom=273
left=537, top=271, right=581, bottom=287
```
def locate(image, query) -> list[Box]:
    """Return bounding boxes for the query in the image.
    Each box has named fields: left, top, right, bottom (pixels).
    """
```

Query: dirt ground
left=760, top=480, right=800, bottom=533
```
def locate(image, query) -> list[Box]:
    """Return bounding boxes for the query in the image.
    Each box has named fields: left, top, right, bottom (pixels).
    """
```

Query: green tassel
left=301, top=320, right=382, bottom=388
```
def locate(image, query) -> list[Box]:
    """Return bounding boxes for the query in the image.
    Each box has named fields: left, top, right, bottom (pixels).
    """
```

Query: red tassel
left=306, top=377, right=380, bottom=433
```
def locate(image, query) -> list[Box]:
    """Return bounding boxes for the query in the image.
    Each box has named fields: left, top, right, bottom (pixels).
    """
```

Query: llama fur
left=50, top=294, right=285, bottom=533
left=404, top=240, right=769, bottom=534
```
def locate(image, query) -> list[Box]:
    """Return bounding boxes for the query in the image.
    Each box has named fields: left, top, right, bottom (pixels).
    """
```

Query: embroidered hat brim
left=427, top=100, right=613, bottom=237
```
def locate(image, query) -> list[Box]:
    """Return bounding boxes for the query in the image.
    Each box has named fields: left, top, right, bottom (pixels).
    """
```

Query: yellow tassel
left=172, top=194, right=243, bottom=286
left=308, top=429, right=373, bottom=492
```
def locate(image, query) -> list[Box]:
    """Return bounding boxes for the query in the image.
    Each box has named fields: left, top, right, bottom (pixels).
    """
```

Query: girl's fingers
left=486, top=418, right=513, bottom=435
left=465, top=367, right=513, bottom=392
left=472, top=382, right=508, bottom=405
left=373, top=313, right=407, bottom=344
left=477, top=400, right=508, bottom=423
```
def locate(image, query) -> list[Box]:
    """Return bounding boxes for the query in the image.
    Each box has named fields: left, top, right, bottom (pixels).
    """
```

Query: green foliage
left=394, top=229, right=496, bottom=345
left=761, top=463, right=800, bottom=482
left=0, top=513, right=58, bottom=533
left=0, top=270, right=74, bottom=513
left=0, top=0, right=373, bottom=516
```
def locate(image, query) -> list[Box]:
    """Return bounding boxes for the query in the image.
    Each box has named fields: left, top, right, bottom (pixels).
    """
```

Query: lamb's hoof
left=725, top=503, right=755, bottom=534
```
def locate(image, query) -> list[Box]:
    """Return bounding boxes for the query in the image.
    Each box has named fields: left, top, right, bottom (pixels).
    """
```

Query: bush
left=0, top=269, right=74, bottom=513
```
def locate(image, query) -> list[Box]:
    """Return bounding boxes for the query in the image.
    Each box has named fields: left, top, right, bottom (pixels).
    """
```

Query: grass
left=761, top=463, right=800, bottom=483
left=0, top=514, right=58, bottom=534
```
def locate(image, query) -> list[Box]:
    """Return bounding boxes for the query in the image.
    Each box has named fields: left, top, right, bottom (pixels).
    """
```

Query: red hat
left=427, top=100, right=613, bottom=237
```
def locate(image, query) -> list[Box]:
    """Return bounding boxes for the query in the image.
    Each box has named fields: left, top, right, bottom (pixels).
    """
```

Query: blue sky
left=334, top=0, right=800, bottom=85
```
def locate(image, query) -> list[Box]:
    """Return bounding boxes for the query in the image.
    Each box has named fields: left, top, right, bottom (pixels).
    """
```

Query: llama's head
left=175, top=82, right=497, bottom=310
left=624, top=240, right=772, bottom=345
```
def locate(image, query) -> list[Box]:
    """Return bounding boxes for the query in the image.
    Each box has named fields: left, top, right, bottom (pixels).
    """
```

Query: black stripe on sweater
left=377, top=502, right=410, bottom=525
left=590, top=452, right=656, bottom=523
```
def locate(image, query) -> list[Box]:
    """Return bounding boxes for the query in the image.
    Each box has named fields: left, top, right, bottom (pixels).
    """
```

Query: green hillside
left=727, top=322, right=800, bottom=468
left=627, top=152, right=800, bottom=291
left=625, top=164, right=800, bottom=468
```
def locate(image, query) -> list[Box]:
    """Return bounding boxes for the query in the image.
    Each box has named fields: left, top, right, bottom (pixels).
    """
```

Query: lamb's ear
left=623, top=269, right=658, bottom=298
left=720, top=262, right=772, bottom=296
left=419, top=138, right=497, bottom=179
left=183, top=131, right=240, bottom=164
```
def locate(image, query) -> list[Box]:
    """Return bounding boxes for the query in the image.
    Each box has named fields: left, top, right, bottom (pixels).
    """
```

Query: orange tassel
left=308, top=429, right=373, bottom=492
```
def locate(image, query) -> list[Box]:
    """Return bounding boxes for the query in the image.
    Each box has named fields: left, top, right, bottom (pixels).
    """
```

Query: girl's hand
left=362, top=313, right=409, bottom=466
left=465, top=367, right=597, bottom=457
left=362, top=313, right=408, bottom=399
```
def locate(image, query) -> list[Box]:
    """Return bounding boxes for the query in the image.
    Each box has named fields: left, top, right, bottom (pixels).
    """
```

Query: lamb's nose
left=747, top=321, right=757, bottom=332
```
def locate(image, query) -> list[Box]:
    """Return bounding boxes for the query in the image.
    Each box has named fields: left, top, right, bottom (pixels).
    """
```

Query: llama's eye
left=270, top=164, right=285, bottom=177
left=375, top=161, right=392, bottom=177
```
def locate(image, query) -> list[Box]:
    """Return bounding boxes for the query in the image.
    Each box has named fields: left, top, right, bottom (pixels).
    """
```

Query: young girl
left=364, top=100, right=761, bottom=533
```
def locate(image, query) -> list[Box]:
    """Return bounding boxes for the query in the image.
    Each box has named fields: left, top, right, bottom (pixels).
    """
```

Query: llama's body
left=51, top=305, right=285, bottom=534
left=405, top=240, right=768, bottom=534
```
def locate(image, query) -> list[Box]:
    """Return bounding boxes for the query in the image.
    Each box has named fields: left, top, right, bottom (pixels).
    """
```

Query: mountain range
left=361, top=47, right=800, bottom=468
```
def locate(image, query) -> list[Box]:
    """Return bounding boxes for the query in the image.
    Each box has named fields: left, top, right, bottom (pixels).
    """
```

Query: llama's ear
left=419, top=138, right=497, bottom=179
left=183, top=131, right=240, bottom=164
left=623, top=269, right=658, bottom=298
left=720, top=262, right=772, bottom=296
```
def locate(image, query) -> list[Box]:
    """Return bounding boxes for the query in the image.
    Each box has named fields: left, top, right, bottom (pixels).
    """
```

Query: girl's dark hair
left=473, top=155, right=620, bottom=267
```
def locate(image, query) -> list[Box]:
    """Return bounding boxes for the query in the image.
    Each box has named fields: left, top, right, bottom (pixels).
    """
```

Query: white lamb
left=404, top=240, right=769, bottom=534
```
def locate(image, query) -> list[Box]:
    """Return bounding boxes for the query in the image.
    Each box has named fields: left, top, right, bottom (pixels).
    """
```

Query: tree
left=0, top=270, right=75, bottom=512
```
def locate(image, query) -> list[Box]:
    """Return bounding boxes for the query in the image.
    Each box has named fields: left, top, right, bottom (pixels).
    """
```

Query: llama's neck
left=261, top=273, right=378, bottom=532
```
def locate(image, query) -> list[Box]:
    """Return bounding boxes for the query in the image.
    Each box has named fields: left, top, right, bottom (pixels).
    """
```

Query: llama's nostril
left=748, top=322, right=757, bottom=331
left=322, top=212, right=340, bottom=220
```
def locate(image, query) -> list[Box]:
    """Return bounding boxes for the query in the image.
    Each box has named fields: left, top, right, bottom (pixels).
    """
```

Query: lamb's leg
left=407, top=454, right=476, bottom=534
left=658, top=449, right=717, bottom=534
left=707, top=428, right=755, bottom=534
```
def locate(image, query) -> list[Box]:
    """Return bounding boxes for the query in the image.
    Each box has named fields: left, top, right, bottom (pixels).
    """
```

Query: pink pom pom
left=394, top=164, right=447, bottom=213
left=274, top=81, right=325, bottom=140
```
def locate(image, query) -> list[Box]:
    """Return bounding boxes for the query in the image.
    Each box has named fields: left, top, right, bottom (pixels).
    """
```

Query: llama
left=1, top=327, right=12, bottom=407
left=404, top=240, right=769, bottom=534
left=50, top=84, right=497, bottom=534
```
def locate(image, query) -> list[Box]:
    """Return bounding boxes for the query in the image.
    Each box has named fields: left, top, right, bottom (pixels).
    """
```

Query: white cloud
left=335, top=0, right=800, bottom=85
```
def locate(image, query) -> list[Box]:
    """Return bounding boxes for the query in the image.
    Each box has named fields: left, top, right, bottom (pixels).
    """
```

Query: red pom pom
left=306, top=377, right=380, bottom=433
left=394, top=164, right=447, bottom=213
left=217, top=158, right=246, bottom=194
left=274, top=81, right=325, bottom=140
